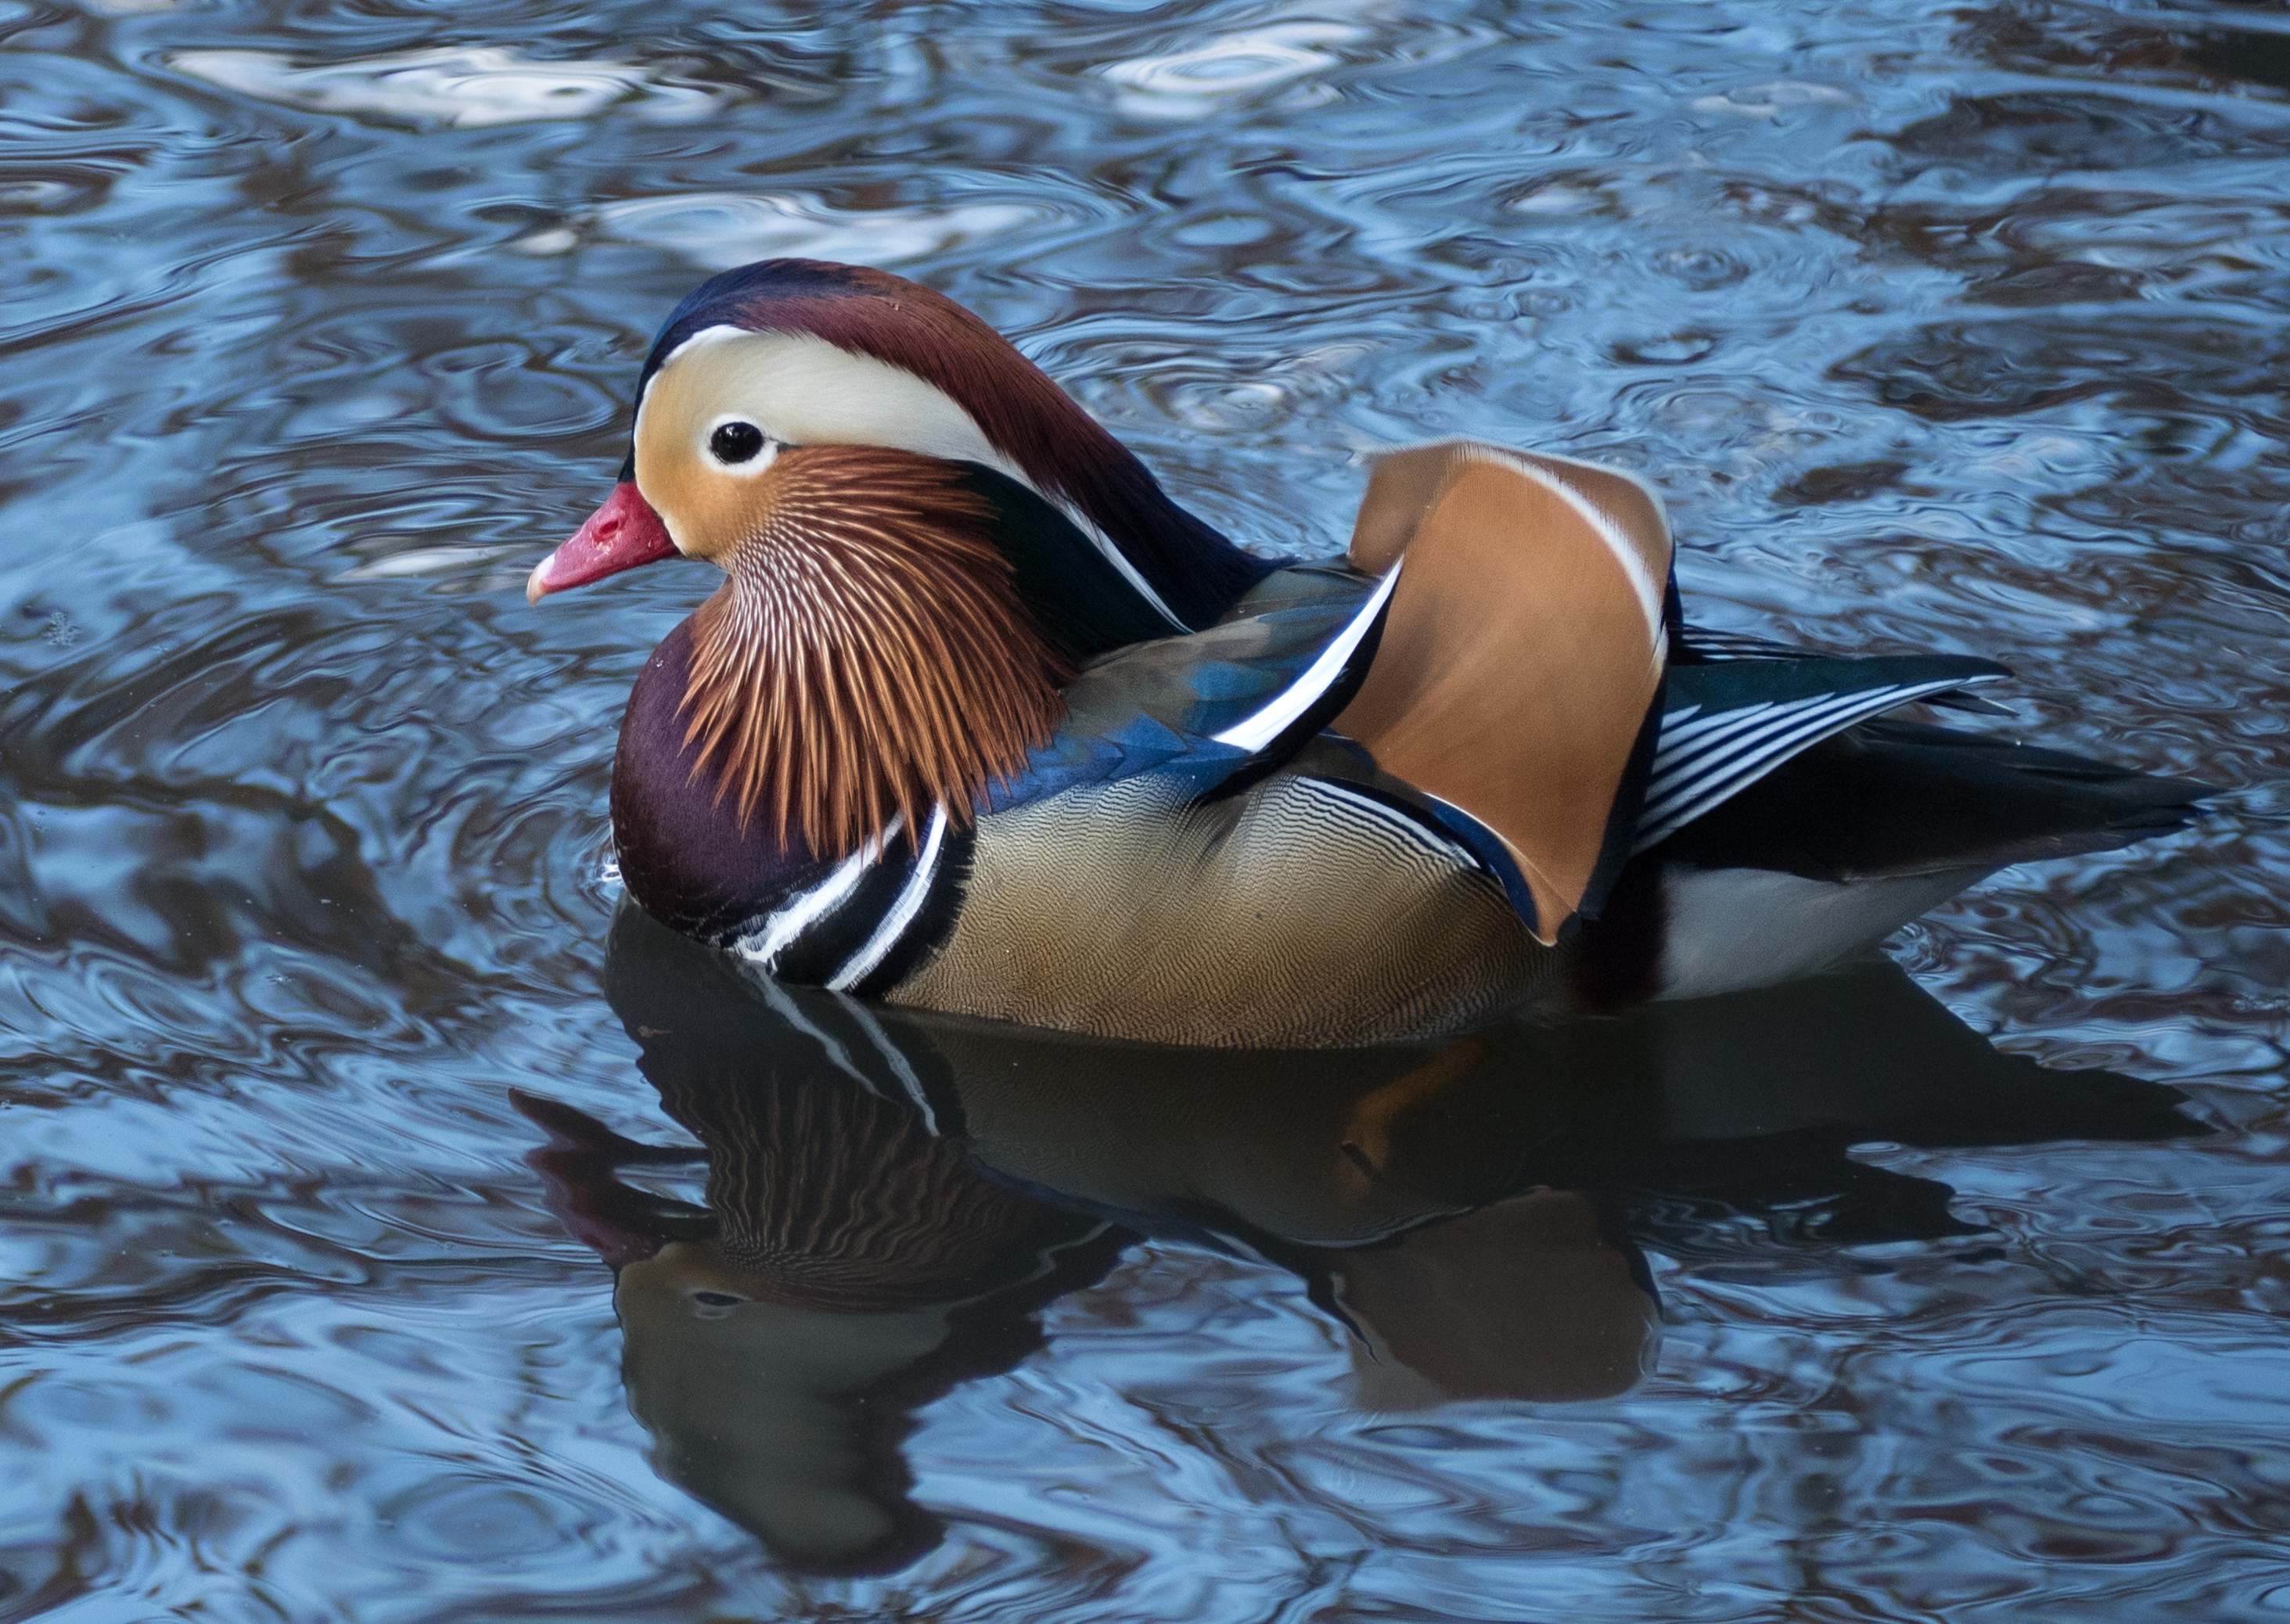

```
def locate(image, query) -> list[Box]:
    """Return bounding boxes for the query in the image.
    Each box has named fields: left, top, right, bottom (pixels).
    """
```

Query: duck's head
left=526, top=257, right=1276, bottom=631
left=532, top=259, right=1292, bottom=864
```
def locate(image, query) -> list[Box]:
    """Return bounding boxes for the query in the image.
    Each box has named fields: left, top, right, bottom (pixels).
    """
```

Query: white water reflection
left=516, top=193, right=1046, bottom=270
left=169, top=45, right=728, bottom=128
left=1101, top=23, right=1365, bottom=117
left=4, top=0, right=2287, bottom=1617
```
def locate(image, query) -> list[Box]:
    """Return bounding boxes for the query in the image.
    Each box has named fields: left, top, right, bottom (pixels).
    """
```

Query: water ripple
left=0, top=0, right=2285, bottom=1617
left=167, top=45, right=739, bottom=129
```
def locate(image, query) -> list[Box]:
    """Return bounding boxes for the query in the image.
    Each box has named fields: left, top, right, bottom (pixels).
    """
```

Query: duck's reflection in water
left=519, top=901, right=2206, bottom=1573
left=518, top=943, right=1123, bottom=1572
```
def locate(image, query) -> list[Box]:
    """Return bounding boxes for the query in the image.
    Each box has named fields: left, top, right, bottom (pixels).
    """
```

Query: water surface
left=2, top=0, right=2288, bottom=1619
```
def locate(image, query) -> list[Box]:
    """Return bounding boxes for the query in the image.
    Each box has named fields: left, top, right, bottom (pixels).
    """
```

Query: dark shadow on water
left=515, top=901, right=2210, bottom=1575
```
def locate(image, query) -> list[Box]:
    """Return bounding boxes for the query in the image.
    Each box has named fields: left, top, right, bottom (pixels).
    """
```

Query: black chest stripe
left=723, top=804, right=972, bottom=993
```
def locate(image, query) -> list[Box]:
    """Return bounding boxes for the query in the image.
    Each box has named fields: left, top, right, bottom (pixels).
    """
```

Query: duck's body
left=533, top=258, right=2206, bottom=1049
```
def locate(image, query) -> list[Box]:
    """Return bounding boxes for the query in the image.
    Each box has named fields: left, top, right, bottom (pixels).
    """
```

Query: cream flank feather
left=677, top=445, right=1072, bottom=859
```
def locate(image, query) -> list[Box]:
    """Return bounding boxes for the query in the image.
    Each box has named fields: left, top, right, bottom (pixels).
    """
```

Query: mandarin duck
left=527, top=258, right=2208, bottom=1048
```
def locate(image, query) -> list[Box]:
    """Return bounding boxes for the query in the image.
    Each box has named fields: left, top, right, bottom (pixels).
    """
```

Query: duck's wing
left=991, top=441, right=1680, bottom=948
left=1672, top=624, right=1814, bottom=663
left=1639, top=653, right=2015, bottom=853
left=1673, top=621, right=2015, bottom=715
left=1331, top=442, right=1673, bottom=944
left=982, top=561, right=1395, bottom=812
left=1652, top=715, right=2212, bottom=879
left=987, top=441, right=2027, bottom=953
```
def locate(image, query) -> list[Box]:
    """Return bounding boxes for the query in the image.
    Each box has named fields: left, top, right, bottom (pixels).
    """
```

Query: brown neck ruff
left=678, top=445, right=1072, bottom=861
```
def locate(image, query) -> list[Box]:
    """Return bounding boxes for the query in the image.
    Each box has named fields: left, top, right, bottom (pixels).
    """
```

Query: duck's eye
left=709, top=422, right=765, bottom=465
left=689, top=1289, right=744, bottom=1308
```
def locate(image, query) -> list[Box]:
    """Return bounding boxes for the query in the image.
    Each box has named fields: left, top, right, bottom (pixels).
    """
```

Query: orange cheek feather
left=527, top=481, right=680, bottom=603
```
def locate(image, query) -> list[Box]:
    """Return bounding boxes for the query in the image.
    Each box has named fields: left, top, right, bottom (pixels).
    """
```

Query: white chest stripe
left=829, top=803, right=950, bottom=991
left=732, top=811, right=903, bottom=971
left=1213, top=562, right=1402, bottom=754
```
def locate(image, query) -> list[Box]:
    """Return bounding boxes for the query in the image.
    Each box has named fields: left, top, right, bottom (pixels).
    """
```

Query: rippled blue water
left=3, top=0, right=2288, bottom=1618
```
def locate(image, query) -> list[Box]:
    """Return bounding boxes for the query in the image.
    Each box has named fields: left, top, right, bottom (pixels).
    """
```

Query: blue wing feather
left=982, top=564, right=1384, bottom=813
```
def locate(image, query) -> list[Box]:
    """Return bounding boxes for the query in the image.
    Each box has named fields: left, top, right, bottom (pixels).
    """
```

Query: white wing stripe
left=1640, top=698, right=1897, bottom=833
left=1644, top=687, right=1932, bottom=820
left=1653, top=699, right=1776, bottom=749
left=1645, top=699, right=1824, bottom=786
left=1645, top=688, right=1896, bottom=802
left=1683, top=630, right=1808, bottom=662
left=1647, top=683, right=1942, bottom=795
left=1634, top=676, right=2006, bottom=852
left=1458, top=446, right=1666, bottom=638
left=1213, top=562, right=1402, bottom=753
left=1638, top=679, right=1990, bottom=842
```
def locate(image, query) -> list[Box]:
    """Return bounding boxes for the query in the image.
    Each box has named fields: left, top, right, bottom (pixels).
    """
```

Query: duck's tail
left=1652, top=716, right=2213, bottom=882
left=1573, top=717, right=2212, bottom=1006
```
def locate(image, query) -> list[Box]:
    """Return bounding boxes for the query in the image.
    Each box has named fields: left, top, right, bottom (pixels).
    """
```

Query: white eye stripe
left=638, top=325, right=1188, bottom=631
